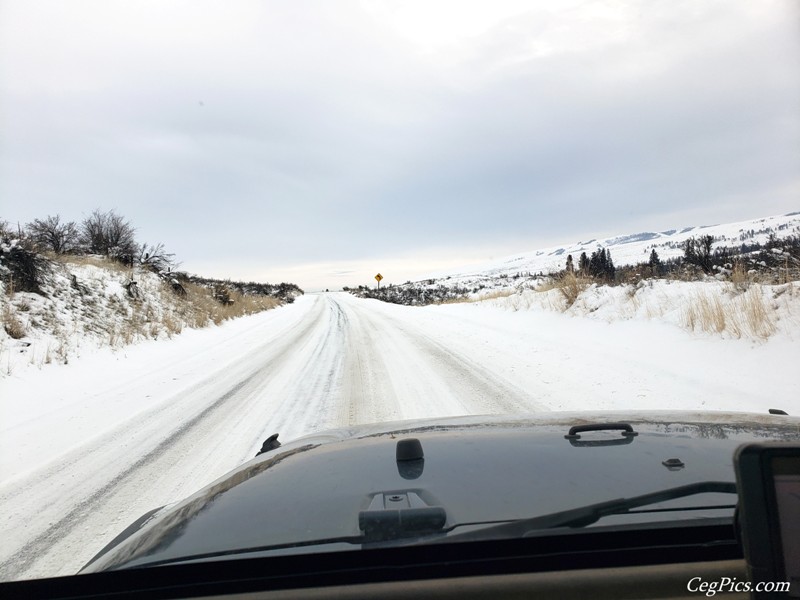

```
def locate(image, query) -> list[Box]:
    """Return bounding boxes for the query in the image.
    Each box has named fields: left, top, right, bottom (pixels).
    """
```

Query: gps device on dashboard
left=735, top=443, right=800, bottom=598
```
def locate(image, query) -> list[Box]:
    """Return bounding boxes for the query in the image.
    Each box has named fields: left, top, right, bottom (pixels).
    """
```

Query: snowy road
left=0, top=292, right=795, bottom=580
left=0, top=292, right=546, bottom=581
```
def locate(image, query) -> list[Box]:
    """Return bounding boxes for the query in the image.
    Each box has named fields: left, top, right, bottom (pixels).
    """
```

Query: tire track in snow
left=0, top=376, right=254, bottom=577
left=2, top=292, right=546, bottom=581
left=0, top=298, right=323, bottom=505
left=252, top=295, right=347, bottom=440
left=336, top=295, right=405, bottom=425
left=404, top=332, right=547, bottom=414
left=333, top=294, right=547, bottom=422
left=0, top=296, right=334, bottom=580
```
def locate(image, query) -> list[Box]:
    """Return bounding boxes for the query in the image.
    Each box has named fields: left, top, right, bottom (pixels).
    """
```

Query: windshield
left=0, top=0, right=799, bottom=583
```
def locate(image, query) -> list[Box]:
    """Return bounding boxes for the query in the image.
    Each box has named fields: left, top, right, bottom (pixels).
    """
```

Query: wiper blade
left=127, top=482, right=736, bottom=568
left=438, top=481, right=736, bottom=543
left=127, top=534, right=366, bottom=569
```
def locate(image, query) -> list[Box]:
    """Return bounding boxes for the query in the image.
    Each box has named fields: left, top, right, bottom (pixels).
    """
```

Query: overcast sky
left=1, top=1, right=798, bottom=291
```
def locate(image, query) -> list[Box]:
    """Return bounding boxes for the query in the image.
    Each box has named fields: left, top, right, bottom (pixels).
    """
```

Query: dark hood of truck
left=83, top=411, right=799, bottom=571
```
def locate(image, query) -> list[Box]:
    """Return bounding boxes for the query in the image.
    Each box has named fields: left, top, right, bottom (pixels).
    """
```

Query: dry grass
left=174, top=283, right=280, bottom=327
left=682, top=286, right=776, bottom=339
left=439, top=289, right=518, bottom=305
left=556, top=272, right=590, bottom=308
left=163, top=313, right=183, bottom=336
left=2, top=305, right=27, bottom=339
left=56, top=338, right=68, bottom=364
left=221, top=290, right=281, bottom=317
left=776, top=256, right=799, bottom=285
left=181, top=282, right=223, bottom=326
left=436, top=296, right=472, bottom=305
left=533, top=273, right=590, bottom=309
left=682, top=294, right=726, bottom=333
left=477, top=289, right=517, bottom=302
left=534, top=279, right=559, bottom=293
left=485, top=275, right=589, bottom=313
left=50, top=253, right=133, bottom=274
left=732, top=287, right=776, bottom=339
left=730, top=261, right=751, bottom=291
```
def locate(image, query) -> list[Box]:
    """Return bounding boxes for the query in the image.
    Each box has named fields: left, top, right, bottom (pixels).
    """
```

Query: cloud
left=0, top=0, right=798, bottom=290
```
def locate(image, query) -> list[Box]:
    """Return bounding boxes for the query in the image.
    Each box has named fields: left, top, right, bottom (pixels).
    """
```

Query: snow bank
left=475, top=280, right=800, bottom=341
left=0, top=257, right=282, bottom=376
left=1, top=260, right=181, bottom=374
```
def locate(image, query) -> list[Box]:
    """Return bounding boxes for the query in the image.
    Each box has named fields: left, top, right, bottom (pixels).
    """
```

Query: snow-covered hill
left=0, top=254, right=294, bottom=375
left=351, top=212, right=800, bottom=341
left=428, top=211, right=800, bottom=284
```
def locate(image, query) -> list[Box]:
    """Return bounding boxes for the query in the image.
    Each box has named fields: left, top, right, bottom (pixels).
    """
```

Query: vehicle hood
left=83, top=410, right=799, bottom=571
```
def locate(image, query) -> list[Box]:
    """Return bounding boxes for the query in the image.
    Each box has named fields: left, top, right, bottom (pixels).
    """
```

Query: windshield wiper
left=128, top=482, right=736, bottom=569
left=435, top=481, right=737, bottom=543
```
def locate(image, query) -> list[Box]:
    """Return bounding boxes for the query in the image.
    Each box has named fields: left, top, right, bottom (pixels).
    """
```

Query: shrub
left=26, top=215, right=80, bottom=254
left=80, top=209, right=138, bottom=263
left=557, top=272, right=589, bottom=308
left=138, top=242, right=178, bottom=274
left=0, top=242, right=47, bottom=294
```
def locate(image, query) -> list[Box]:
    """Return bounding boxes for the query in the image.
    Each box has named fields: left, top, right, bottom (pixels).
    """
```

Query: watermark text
left=687, top=576, right=791, bottom=597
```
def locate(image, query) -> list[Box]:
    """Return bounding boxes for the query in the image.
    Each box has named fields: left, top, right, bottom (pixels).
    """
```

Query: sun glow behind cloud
left=190, top=240, right=534, bottom=292
left=362, top=1, right=534, bottom=49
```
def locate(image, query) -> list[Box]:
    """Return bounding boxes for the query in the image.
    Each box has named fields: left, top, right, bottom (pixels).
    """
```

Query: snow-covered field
left=427, top=211, right=800, bottom=287
left=1, top=287, right=798, bottom=580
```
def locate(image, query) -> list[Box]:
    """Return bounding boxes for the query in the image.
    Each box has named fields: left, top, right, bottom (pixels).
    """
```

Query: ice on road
left=0, top=292, right=794, bottom=580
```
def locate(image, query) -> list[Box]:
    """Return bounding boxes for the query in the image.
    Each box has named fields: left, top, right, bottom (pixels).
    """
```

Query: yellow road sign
left=375, top=273, right=383, bottom=282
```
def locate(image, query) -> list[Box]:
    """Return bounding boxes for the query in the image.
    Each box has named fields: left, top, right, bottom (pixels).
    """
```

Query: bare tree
left=81, top=209, right=138, bottom=262
left=0, top=219, right=13, bottom=243
left=683, top=235, right=714, bottom=274
left=26, top=215, right=80, bottom=254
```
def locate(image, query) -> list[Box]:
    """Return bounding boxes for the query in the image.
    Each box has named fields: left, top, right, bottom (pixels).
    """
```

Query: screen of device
left=773, top=457, right=800, bottom=597
left=735, top=443, right=800, bottom=599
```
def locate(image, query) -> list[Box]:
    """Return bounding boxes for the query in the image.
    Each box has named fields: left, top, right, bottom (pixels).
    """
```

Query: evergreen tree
left=648, top=249, right=662, bottom=276
left=588, top=246, right=615, bottom=281
left=578, top=252, right=589, bottom=275
left=606, top=249, right=615, bottom=281
left=565, top=254, right=574, bottom=273
left=589, top=248, right=600, bottom=278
